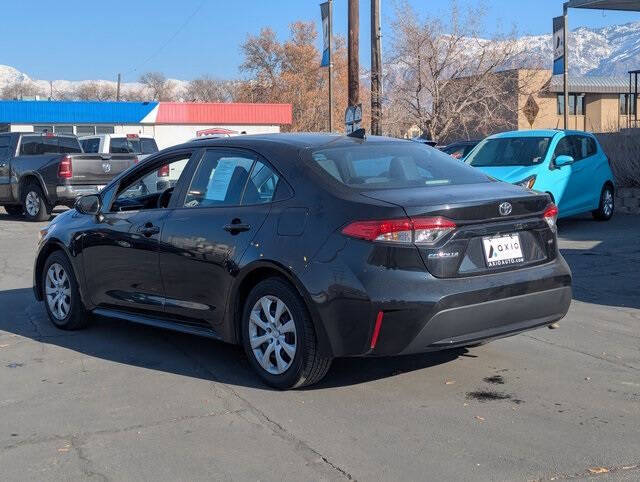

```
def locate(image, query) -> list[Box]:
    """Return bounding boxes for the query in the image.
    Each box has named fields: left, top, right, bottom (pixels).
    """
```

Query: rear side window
left=81, top=138, right=100, bottom=153
left=184, top=150, right=256, bottom=207
left=58, top=136, right=82, bottom=153
left=109, top=137, right=135, bottom=154
left=312, top=142, right=489, bottom=189
left=20, top=136, right=58, bottom=155
left=0, top=135, right=11, bottom=159
left=141, top=138, right=158, bottom=154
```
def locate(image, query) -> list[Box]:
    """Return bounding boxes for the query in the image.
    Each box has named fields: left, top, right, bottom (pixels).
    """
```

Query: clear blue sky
left=3, top=0, right=638, bottom=82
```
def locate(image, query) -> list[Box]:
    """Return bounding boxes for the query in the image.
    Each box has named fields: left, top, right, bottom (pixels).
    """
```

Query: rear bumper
left=399, top=286, right=571, bottom=354
left=56, top=184, right=104, bottom=203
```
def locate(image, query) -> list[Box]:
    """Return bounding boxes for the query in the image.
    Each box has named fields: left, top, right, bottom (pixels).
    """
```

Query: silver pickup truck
left=0, top=132, right=136, bottom=221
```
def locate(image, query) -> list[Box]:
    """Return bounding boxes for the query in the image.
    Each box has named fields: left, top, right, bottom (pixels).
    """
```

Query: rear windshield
left=20, top=135, right=81, bottom=155
left=466, top=137, right=551, bottom=167
left=110, top=137, right=158, bottom=155
left=310, top=142, right=490, bottom=190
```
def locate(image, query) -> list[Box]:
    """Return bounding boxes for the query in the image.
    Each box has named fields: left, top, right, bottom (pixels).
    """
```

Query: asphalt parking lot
left=0, top=208, right=638, bottom=481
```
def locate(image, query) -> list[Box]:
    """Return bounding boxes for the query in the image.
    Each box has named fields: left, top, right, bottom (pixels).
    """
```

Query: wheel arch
left=226, top=260, right=334, bottom=358
left=34, top=240, right=81, bottom=303
left=19, top=172, right=48, bottom=200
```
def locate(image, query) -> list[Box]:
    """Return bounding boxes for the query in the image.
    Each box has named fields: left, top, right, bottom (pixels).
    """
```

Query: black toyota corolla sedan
left=33, top=133, right=572, bottom=389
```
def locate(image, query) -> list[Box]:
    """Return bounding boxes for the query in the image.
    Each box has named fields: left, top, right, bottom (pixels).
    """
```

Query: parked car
left=33, top=134, right=572, bottom=389
left=0, top=132, right=136, bottom=221
left=465, top=130, right=615, bottom=220
left=439, top=140, right=480, bottom=160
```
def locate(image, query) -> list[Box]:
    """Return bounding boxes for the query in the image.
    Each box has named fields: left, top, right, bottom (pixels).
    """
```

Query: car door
left=82, top=149, right=199, bottom=316
left=0, top=134, right=13, bottom=202
left=549, top=135, right=580, bottom=214
left=159, top=148, right=279, bottom=333
left=562, top=135, right=594, bottom=213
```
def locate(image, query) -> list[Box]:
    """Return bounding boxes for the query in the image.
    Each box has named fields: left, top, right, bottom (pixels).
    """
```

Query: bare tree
left=1, top=80, right=46, bottom=100
left=74, top=82, right=116, bottom=101
left=139, top=72, right=176, bottom=101
left=385, top=1, right=530, bottom=142
left=185, top=76, right=231, bottom=102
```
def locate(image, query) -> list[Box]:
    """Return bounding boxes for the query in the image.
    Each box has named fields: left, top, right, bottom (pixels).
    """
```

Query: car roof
left=487, top=129, right=593, bottom=139
left=178, top=132, right=408, bottom=151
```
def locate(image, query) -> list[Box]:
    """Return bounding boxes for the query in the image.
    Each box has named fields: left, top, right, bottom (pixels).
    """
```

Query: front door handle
left=139, top=223, right=160, bottom=237
left=223, top=222, right=251, bottom=233
left=0, top=163, right=6, bottom=168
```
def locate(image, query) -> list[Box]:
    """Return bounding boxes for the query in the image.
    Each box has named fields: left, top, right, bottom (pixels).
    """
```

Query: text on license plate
left=482, top=234, right=524, bottom=267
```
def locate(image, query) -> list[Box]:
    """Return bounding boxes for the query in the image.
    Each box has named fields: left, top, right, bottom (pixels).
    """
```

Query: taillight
left=543, top=203, right=559, bottom=232
left=342, top=216, right=456, bottom=245
left=58, top=155, right=72, bottom=179
left=157, top=164, right=169, bottom=177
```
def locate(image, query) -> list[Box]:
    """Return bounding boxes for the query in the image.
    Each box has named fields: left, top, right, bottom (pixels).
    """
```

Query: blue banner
left=320, top=2, right=330, bottom=67
left=552, top=16, right=565, bottom=75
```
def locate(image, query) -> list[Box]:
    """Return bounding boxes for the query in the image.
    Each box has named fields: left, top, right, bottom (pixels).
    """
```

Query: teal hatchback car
left=466, top=130, right=615, bottom=220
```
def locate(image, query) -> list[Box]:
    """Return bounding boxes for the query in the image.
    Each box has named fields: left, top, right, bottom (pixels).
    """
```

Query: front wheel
left=592, top=185, right=614, bottom=221
left=22, top=183, right=50, bottom=222
left=42, top=251, right=90, bottom=330
left=241, top=278, right=332, bottom=389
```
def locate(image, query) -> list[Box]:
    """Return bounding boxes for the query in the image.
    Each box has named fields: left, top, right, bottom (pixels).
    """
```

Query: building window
left=620, top=93, right=637, bottom=115
left=96, top=125, right=115, bottom=134
left=75, top=125, right=96, bottom=136
left=54, top=125, right=73, bottom=134
left=557, top=94, right=585, bottom=115
left=33, top=125, right=54, bottom=133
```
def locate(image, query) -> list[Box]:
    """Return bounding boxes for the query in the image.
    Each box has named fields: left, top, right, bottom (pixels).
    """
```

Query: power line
left=123, top=0, right=207, bottom=78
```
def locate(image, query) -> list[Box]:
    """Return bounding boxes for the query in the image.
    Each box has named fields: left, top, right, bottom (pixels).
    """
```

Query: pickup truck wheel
left=22, top=183, right=50, bottom=222
left=2, top=205, right=23, bottom=217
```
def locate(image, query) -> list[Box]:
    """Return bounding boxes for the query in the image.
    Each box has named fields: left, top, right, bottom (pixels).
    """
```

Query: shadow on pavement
left=0, top=287, right=463, bottom=391
left=558, top=214, right=640, bottom=310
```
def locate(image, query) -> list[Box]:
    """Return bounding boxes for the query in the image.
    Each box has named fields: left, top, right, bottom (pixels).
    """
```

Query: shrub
left=595, top=131, right=640, bottom=188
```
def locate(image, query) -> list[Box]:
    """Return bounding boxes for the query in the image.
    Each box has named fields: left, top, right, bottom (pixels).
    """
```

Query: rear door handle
left=224, top=223, right=251, bottom=233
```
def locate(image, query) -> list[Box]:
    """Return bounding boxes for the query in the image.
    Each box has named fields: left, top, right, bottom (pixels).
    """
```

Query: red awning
left=156, top=103, right=292, bottom=125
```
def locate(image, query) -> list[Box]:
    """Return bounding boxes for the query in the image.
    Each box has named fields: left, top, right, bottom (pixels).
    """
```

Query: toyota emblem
left=499, top=202, right=513, bottom=216
left=102, top=161, right=112, bottom=174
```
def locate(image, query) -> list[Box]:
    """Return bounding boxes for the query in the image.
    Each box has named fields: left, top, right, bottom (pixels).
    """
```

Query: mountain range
left=1, top=21, right=639, bottom=96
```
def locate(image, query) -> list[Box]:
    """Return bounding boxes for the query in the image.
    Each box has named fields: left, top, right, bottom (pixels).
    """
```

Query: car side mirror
left=554, top=155, right=573, bottom=167
left=75, top=194, right=101, bottom=215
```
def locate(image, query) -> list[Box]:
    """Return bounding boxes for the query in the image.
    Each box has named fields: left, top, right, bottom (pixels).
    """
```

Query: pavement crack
left=70, top=435, right=110, bottom=482
left=538, top=460, right=640, bottom=480
left=524, top=334, right=639, bottom=371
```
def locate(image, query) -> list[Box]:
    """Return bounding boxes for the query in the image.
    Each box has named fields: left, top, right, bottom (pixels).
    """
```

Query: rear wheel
left=241, top=278, right=332, bottom=389
left=592, top=184, right=614, bottom=221
left=2, top=205, right=23, bottom=217
left=22, top=182, right=50, bottom=222
left=42, top=251, right=90, bottom=330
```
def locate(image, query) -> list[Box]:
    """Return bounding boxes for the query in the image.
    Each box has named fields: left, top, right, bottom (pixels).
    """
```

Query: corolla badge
left=102, top=161, right=112, bottom=173
left=499, top=202, right=513, bottom=216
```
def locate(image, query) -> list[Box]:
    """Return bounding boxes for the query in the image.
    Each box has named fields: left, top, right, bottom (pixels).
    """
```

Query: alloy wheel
left=45, top=263, right=71, bottom=320
left=25, top=191, right=40, bottom=216
left=248, top=295, right=297, bottom=375
left=603, top=189, right=614, bottom=217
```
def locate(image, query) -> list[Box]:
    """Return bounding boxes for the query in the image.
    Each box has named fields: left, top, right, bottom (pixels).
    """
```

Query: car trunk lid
left=68, top=154, right=136, bottom=185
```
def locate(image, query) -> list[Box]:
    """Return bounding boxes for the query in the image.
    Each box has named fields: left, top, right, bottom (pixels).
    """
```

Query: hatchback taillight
left=157, top=164, right=169, bottom=177
left=58, top=155, right=72, bottom=179
left=342, top=216, right=456, bottom=245
left=543, top=203, right=559, bottom=232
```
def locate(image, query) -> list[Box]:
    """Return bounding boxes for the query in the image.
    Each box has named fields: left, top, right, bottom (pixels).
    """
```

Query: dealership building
left=0, top=100, right=292, bottom=149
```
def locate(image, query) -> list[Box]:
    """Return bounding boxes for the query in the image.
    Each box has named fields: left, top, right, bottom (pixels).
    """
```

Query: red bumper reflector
left=370, top=311, right=384, bottom=349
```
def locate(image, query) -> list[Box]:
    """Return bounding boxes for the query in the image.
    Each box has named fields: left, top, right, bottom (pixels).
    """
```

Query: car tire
left=592, top=184, right=614, bottom=221
left=21, top=182, right=50, bottom=222
left=2, top=205, right=23, bottom=217
left=42, top=251, right=90, bottom=330
left=241, top=277, right=332, bottom=389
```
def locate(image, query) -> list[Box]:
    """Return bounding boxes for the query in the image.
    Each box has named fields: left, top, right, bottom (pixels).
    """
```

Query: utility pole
left=563, top=3, right=569, bottom=130
left=328, top=0, right=333, bottom=131
left=116, top=73, right=122, bottom=102
left=370, top=0, right=382, bottom=135
left=348, top=0, right=359, bottom=107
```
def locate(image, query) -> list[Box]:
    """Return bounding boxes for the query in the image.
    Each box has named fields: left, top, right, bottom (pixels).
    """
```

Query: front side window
left=184, top=150, right=256, bottom=208
left=141, top=138, right=159, bottom=155
left=552, top=136, right=580, bottom=161
left=0, top=135, right=11, bottom=159
left=109, top=137, right=135, bottom=154
left=467, top=137, right=551, bottom=167
left=111, top=154, right=193, bottom=212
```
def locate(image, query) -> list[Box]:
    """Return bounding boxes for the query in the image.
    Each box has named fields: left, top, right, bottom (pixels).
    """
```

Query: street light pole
left=348, top=0, right=359, bottom=108
left=563, top=3, right=569, bottom=130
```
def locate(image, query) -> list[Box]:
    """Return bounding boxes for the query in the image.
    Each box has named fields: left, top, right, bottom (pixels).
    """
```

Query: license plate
left=482, top=234, right=524, bottom=267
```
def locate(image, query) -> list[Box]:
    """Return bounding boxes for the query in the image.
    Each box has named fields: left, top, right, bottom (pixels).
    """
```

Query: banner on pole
left=320, top=2, right=330, bottom=67
left=552, top=16, right=565, bottom=75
